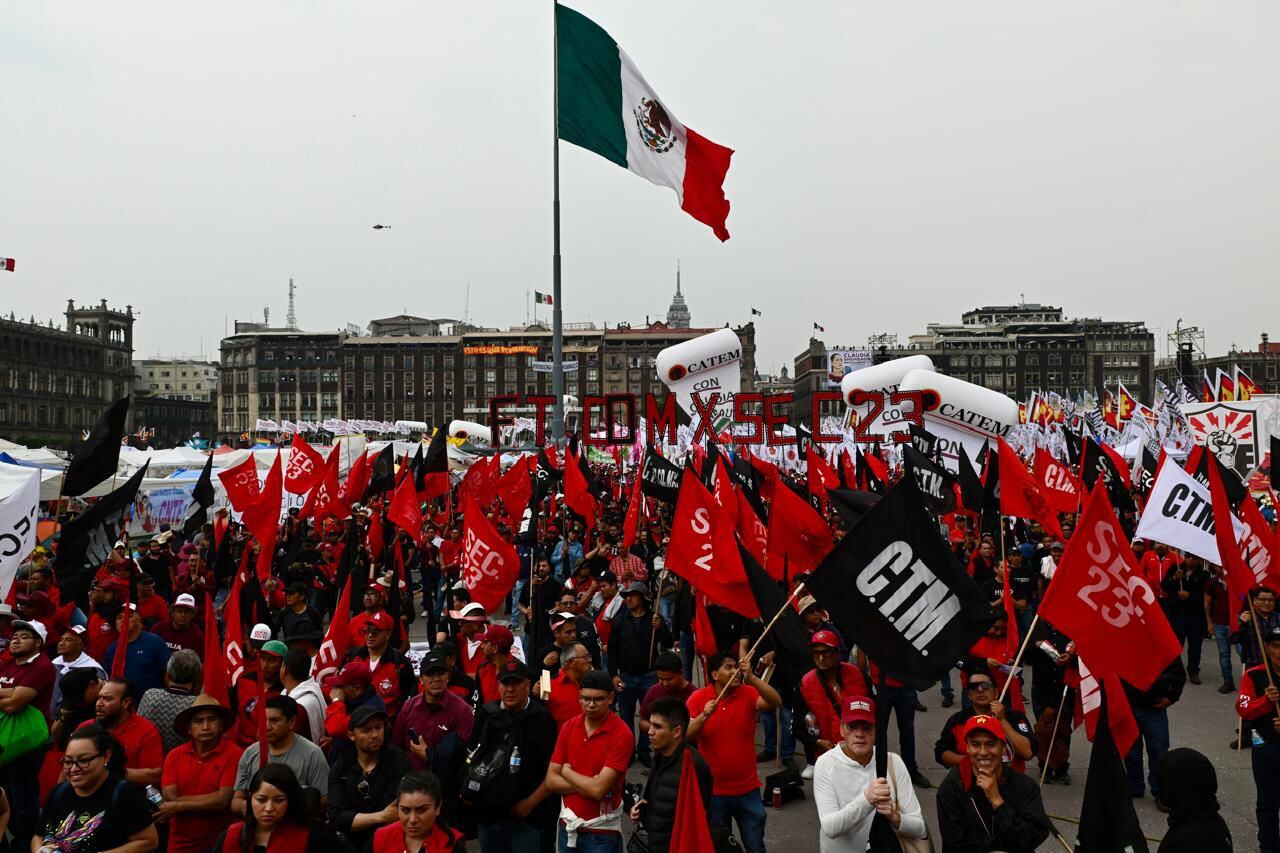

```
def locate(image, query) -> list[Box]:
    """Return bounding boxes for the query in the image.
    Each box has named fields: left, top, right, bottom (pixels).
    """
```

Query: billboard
left=827, top=349, right=873, bottom=387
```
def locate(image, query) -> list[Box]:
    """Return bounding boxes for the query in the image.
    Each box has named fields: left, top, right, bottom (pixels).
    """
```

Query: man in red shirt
left=475, top=624, right=515, bottom=704
left=85, top=578, right=125, bottom=663
left=637, top=651, right=693, bottom=740
left=546, top=670, right=634, bottom=849
left=345, top=610, right=417, bottom=718
left=685, top=650, right=781, bottom=853
left=545, top=642, right=590, bottom=726
left=133, top=573, right=170, bottom=627
left=0, top=618, right=57, bottom=851
left=1140, top=541, right=1182, bottom=602
left=151, top=593, right=205, bottom=654
left=93, top=676, right=164, bottom=787
left=348, top=583, right=389, bottom=649
left=158, top=694, right=242, bottom=853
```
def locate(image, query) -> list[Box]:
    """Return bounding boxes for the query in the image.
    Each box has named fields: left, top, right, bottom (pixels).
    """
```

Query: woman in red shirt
left=370, top=773, right=465, bottom=853
left=213, top=764, right=353, bottom=852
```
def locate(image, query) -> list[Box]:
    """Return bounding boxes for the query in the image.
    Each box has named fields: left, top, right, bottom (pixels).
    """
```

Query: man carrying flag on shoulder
left=630, top=696, right=714, bottom=853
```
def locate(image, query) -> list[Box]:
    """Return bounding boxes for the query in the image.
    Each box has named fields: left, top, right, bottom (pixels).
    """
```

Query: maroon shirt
left=0, top=652, right=56, bottom=721
left=151, top=619, right=206, bottom=654
left=638, top=680, right=695, bottom=721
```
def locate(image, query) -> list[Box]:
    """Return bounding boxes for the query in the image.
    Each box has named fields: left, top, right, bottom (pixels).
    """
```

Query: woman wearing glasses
left=213, top=764, right=353, bottom=853
left=34, top=724, right=158, bottom=852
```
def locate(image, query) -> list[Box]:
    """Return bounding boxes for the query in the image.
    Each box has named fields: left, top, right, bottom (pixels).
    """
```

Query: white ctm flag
left=0, top=462, right=41, bottom=600
left=1135, top=461, right=1245, bottom=563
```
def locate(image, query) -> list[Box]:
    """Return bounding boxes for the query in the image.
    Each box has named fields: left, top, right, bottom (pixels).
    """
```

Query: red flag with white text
left=217, top=453, right=261, bottom=512
left=284, top=434, right=325, bottom=494
left=665, top=470, right=759, bottom=618
left=461, top=493, right=521, bottom=612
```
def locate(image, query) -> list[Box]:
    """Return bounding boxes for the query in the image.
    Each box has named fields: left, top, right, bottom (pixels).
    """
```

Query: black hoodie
left=1156, top=748, right=1232, bottom=852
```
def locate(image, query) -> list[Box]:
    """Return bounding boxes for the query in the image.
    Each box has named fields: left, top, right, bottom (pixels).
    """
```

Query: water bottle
left=145, top=785, right=163, bottom=808
left=509, top=745, right=522, bottom=771
left=805, top=712, right=819, bottom=737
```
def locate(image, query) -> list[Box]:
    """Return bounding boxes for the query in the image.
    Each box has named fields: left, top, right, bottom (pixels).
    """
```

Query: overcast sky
left=4, top=1, right=1278, bottom=378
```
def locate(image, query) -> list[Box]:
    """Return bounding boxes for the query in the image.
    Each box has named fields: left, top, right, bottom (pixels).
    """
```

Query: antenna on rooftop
left=286, top=278, right=298, bottom=330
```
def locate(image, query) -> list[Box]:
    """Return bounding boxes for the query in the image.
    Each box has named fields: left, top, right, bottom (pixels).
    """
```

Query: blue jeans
left=877, top=685, right=919, bottom=771
left=508, top=579, right=527, bottom=631
left=1171, top=614, right=1205, bottom=675
left=480, top=817, right=544, bottom=853
left=1254, top=740, right=1280, bottom=852
left=1124, top=706, right=1170, bottom=797
left=557, top=823, right=622, bottom=853
left=679, top=631, right=695, bottom=680
left=1214, top=624, right=1236, bottom=687
left=759, top=705, right=795, bottom=761
left=709, top=790, right=766, bottom=853
left=618, top=672, right=657, bottom=756
left=940, top=668, right=954, bottom=699
left=0, top=744, right=46, bottom=852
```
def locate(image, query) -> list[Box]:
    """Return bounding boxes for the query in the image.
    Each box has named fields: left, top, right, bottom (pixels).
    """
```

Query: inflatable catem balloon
left=839, top=355, right=936, bottom=441
left=655, top=328, right=742, bottom=432
left=448, top=420, right=492, bottom=446
left=898, top=369, right=1018, bottom=472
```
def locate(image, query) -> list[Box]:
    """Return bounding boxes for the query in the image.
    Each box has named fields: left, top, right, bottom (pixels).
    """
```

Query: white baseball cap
left=250, top=623, right=273, bottom=642
left=11, top=620, right=47, bottom=644
left=173, top=594, right=197, bottom=609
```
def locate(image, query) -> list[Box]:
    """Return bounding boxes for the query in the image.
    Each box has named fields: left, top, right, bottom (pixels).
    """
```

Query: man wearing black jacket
left=608, top=582, right=672, bottom=764
left=466, top=659, right=559, bottom=853
left=1162, top=555, right=1209, bottom=685
left=632, top=696, right=712, bottom=852
left=326, top=705, right=412, bottom=849
left=1124, top=655, right=1186, bottom=810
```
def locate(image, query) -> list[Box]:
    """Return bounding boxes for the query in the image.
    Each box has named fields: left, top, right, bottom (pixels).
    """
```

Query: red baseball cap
left=809, top=629, right=841, bottom=649
left=482, top=625, right=514, bottom=651
left=962, top=714, right=1006, bottom=742
left=364, top=610, right=393, bottom=633
left=840, top=696, right=876, bottom=726
left=335, top=660, right=372, bottom=688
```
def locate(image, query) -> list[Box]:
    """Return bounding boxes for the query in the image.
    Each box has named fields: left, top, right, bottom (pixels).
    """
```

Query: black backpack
left=462, top=707, right=526, bottom=807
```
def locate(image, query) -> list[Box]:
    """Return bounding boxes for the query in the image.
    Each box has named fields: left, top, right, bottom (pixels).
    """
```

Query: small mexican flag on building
left=557, top=4, right=733, bottom=241
left=535, top=291, right=554, bottom=306
left=0, top=258, right=14, bottom=272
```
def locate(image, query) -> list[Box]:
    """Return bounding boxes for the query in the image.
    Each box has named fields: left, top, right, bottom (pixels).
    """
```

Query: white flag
left=1135, top=461, right=1245, bottom=563
left=0, top=462, right=40, bottom=601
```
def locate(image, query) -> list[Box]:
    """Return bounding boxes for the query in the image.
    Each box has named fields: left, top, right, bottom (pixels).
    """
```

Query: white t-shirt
left=812, top=746, right=927, bottom=853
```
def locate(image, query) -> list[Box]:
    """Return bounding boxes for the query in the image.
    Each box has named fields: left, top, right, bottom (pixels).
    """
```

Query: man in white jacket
left=813, top=695, right=928, bottom=852
left=280, top=647, right=326, bottom=743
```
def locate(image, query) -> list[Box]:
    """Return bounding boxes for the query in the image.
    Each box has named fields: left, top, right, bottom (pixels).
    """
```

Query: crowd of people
left=0, top=444, right=1264, bottom=852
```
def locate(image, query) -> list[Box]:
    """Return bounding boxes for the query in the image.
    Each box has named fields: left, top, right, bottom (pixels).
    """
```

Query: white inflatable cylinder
left=448, top=420, right=492, bottom=445
left=899, top=369, right=1018, bottom=470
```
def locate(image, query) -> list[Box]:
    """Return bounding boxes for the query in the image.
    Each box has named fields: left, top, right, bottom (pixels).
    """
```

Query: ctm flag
left=63, top=397, right=130, bottom=497
left=557, top=4, right=733, bottom=241
left=0, top=463, right=40, bottom=602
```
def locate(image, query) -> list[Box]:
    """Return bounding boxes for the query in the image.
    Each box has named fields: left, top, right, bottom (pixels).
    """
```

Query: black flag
left=741, top=545, right=813, bottom=689
left=903, top=445, right=956, bottom=514
left=55, top=462, right=149, bottom=608
left=63, top=397, right=130, bottom=497
left=1063, top=428, right=1082, bottom=470
left=956, top=445, right=984, bottom=513
left=640, top=446, right=682, bottom=504
left=1081, top=439, right=1136, bottom=514
left=1075, top=697, right=1149, bottom=852
left=1137, top=446, right=1158, bottom=497
left=181, top=454, right=215, bottom=541
left=364, top=443, right=397, bottom=500
left=729, top=452, right=768, bottom=523
left=908, top=423, right=939, bottom=461
left=805, top=480, right=996, bottom=689
left=827, top=489, right=881, bottom=529
left=1271, top=435, right=1279, bottom=492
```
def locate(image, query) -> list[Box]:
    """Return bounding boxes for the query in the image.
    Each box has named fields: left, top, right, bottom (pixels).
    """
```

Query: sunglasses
left=968, top=681, right=994, bottom=692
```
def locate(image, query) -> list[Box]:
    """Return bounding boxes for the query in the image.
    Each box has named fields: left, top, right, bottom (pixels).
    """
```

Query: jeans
left=1124, top=706, right=1170, bottom=797
left=759, top=705, right=795, bottom=761
left=708, top=790, right=767, bottom=853
left=557, top=823, right=622, bottom=853
left=1214, top=624, right=1236, bottom=686
left=940, top=668, right=954, bottom=699
left=1, top=744, right=46, bottom=852
left=480, top=818, right=544, bottom=853
left=679, top=631, right=695, bottom=680
left=1254, top=740, right=1280, bottom=852
left=618, top=672, right=657, bottom=756
left=508, top=579, right=527, bottom=631
left=1171, top=614, right=1205, bottom=675
left=877, top=685, right=919, bottom=771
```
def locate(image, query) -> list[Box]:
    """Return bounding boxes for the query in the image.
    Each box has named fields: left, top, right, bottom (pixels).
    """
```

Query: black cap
left=580, top=670, right=614, bottom=693
left=348, top=705, right=389, bottom=730
left=436, top=639, right=458, bottom=658
left=286, top=581, right=310, bottom=597
left=418, top=650, right=449, bottom=676
left=1265, top=625, right=1280, bottom=644
left=595, top=569, right=618, bottom=585
left=654, top=651, right=682, bottom=673
left=497, top=659, right=532, bottom=683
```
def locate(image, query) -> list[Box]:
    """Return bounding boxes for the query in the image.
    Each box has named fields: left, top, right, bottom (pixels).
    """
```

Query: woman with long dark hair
left=34, top=723, right=158, bottom=852
left=213, top=764, right=352, bottom=853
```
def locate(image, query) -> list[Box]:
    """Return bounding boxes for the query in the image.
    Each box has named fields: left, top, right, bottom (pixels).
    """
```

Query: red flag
left=240, top=451, right=283, bottom=581
left=735, top=487, right=769, bottom=571
left=665, top=470, right=759, bottom=618
left=805, top=445, right=837, bottom=509
left=1207, top=460, right=1277, bottom=614
left=564, top=450, right=599, bottom=535
left=217, top=453, right=261, bottom=512
left=302, top=449, right=346, bottom=522
left=693, top=593, right=718, bottom=657
left=224, top=553, right=249, bottom=687
left=1239, top=496, right=1280, bottom=597
left=1001, top=558, right=1020, bottom=662
left=202, top=591, right=229, bottom=706
left=338, top=447, right=372, bottom=510
left=313, top=575, right=352, bottom=680
left=1033, top=448, right=1080, bottom=515
left=712, top=460, right=739, bottom=529
left=417, top=428, right=451, bottom=502
left=461, top=494, right=521, bottom=612
left=838, top=449, right=857, bottom=489
left=283, top=434, right=325, bottom=494
left=998, top=439, right=1064, bottom=540
left=494, top=455, right=533, bottom=526
left=766, top=480, right=835, bottom=579
left=748, top=452, right=780, bottom=500
left=621, top=473, right=645, bottom=551
left=1038, top=485, right=1180, bottom=690
left=460, top=455, right=501, bottom=509
left=672, top=749, right=716, bottom=853
left=860, top=448, right=889, bottom=488
left=1075, top=657, right=1140, bottom=756
left=110, top=585, right=130, bottom=679
left=387, top=473, right=425, bottom=546
left=367, top=510, right=386, bottom=563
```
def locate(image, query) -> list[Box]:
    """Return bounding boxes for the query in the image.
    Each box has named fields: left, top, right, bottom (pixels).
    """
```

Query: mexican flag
left=557, top=4, right=733, bottom=241
left=534, top=290, right=554, bottom=305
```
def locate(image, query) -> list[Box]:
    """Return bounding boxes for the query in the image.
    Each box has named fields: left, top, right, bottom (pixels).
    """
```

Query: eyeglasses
left=811, top=648, right=838, bottom=657
left=579, top=694, right=610, bottom=705
left=61, top=753, right=103, bottom=770
left=968, top=681, right=994, bottom=692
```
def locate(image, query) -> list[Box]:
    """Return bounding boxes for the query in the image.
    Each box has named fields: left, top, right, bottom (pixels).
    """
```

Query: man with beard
left=92, top=677, right=164, bottom=787
left=936, top=715, right=1051, bottom=851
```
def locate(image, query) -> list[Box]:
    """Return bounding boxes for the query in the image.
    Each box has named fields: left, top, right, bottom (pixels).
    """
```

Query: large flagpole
left=550, top=0, right=566, bottom=448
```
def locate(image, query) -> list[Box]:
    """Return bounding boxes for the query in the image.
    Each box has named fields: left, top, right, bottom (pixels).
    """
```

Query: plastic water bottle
left=145, top=785, right=163, bottom=808
left=509, top=746, right=522, bottom=771
left=805, top=713, right=819, bottom=737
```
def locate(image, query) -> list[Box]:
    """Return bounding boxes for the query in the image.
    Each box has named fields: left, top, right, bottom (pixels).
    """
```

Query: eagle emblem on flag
left=634, top=97, right=676, bottom=153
